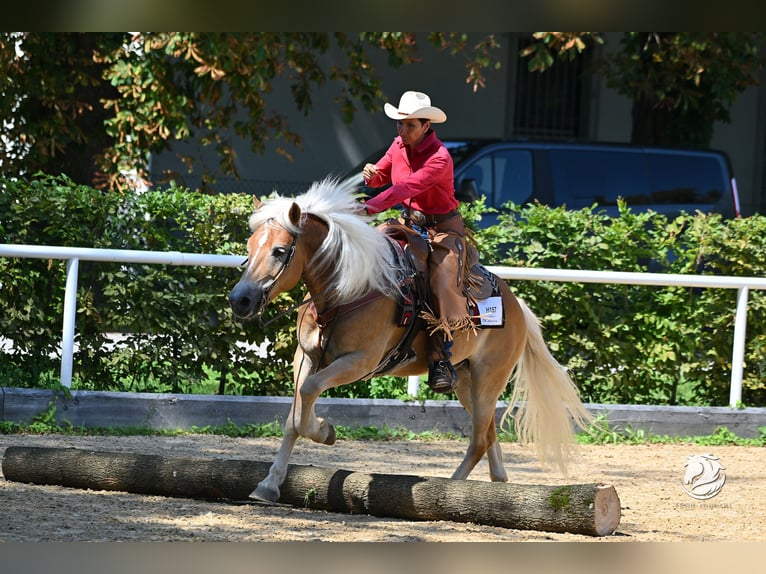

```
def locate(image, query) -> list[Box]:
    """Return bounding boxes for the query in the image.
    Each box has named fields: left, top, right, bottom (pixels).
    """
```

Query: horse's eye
left=271, top=247, right=287, bottom=261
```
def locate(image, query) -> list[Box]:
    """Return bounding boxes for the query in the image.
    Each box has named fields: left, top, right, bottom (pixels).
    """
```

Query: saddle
left=364, top=220, right=503, bottom=378
left=380, top=219, right=500, bottom=305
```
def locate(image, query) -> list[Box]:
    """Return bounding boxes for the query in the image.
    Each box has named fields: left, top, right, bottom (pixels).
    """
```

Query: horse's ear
left=253, top=196, right=263, bottom=210
left=288, top=202, right=302, bottom=226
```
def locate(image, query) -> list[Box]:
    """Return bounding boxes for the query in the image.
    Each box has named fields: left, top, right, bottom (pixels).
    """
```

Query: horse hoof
left=249, top=484, right=279, bottom=503
left=323, top=424, right=337, bottom=445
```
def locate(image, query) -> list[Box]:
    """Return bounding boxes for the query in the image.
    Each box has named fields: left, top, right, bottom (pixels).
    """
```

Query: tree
left=0, top=33, right=125, bottom=186
left=605, top=32, right=766, bottom=147
left=6, top=32, right=759, bottom=190
left=521, top=32, right=766, bottom=148
left=0, top=32, right=501, bottom=191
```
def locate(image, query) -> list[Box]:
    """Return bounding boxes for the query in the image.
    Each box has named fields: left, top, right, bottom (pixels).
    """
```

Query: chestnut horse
left=229, top=178, right=592, bottom=503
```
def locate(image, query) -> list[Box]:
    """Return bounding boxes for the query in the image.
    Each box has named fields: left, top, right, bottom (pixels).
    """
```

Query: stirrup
left=427, top=360, right=458, bottom=394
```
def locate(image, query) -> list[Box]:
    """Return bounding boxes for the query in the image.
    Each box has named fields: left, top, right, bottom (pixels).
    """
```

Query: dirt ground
left=0, top=433, right=763, bottom=542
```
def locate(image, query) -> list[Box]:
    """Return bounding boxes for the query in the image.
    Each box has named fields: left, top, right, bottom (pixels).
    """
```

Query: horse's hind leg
left=485, top=440, right=508, bottom=482
left=451, top=362, right=508, bottom=482
left=451, top=398, right=507, bottom=481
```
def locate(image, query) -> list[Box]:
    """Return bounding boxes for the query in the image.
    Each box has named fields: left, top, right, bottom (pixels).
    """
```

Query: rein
left=258, top=295, right=313, bottom=328
left=251, top=215, right=328, bottom=328
left=312, top=290, right=386, bottom=330
left=246, top=218, right=300, bottom=328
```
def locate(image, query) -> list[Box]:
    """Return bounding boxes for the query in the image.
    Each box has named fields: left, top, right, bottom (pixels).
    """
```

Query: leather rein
left=252, top=214, right=384, bottom=330
left=247, top=219, right=304, bottom=329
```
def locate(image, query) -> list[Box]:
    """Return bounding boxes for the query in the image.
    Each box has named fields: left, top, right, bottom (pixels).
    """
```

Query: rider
left=361, top=90, right=474, bottom=394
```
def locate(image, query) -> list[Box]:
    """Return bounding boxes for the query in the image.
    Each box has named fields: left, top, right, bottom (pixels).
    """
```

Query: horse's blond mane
left=248, top=177, right=402, bottom=304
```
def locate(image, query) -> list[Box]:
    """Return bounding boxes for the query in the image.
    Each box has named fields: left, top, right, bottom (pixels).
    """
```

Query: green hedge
left=0, top=174, right=300, bottom=395
left=1, top=174, right=764, bottom=406
left=465, top=199, right=766, bottom=407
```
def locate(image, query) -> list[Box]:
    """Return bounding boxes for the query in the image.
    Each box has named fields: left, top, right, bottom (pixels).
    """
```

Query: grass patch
left=575, top=414, right=766, bottom=446
left=2, top=406, right=765, bottom=446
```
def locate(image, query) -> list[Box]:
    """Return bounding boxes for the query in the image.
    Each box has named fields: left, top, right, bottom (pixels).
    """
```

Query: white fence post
left=729, top=286, right=749, bottom=407
left=60, top=257, right=79, bottom=388
left=407, top=375, right=420, bottom=397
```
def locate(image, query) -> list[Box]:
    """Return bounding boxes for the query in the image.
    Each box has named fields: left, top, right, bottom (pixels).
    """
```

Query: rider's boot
left=427, top=336, right=457, bottom=394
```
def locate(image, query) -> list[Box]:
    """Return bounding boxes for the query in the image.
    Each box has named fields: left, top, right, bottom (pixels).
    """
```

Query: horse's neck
left=300, top=217, right=333, bottom=311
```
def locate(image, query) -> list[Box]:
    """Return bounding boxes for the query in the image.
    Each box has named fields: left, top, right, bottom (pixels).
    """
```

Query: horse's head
left=229, top=201, right=305, bottom=322
left=229, top=177, right=402, bottom=323
left=682, top=457, right=705, bottom=484
left=683, top=453, right=724, bottom=485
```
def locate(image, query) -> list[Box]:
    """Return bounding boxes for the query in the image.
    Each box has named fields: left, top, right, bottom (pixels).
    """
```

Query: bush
left=1, top=176, right=764, bottom=406
left=470, top=199, right=766, bottom=407
left=0, top=174, right=299, bottom=395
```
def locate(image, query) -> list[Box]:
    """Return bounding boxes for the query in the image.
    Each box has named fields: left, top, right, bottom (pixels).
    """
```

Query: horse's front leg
left=250, top=401, right=302, bottom=502
left=294, top=355, right=366, bottom=444
left=250, top=351, right=373, bottom=502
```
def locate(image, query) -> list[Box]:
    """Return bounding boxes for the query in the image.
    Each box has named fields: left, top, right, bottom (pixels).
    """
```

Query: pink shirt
left=363, top=130, right=458, bottom=215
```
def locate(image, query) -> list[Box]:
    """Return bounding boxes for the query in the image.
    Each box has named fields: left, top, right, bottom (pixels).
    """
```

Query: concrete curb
left=2, top=387, right=765, bottom=438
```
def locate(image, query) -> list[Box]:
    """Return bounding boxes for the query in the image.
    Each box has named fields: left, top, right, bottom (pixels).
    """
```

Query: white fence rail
left=2, top=243, right=765, bottom=407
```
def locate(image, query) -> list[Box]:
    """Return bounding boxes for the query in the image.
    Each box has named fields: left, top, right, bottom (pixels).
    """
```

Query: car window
left=646, top=153, right=733, bottom=217
left=549, top=149, right=648, bottom=210
left=494, top=150, right=533, bottom=206
left=457, top=158, right=490, bottom=202
left=456, top=150, right=533, bottom=208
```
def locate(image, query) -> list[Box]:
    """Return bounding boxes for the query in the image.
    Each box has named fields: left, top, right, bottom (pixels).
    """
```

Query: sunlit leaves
left=2, top=32, right=503, bottom=191
left=520, top=32, right=603, bottom=72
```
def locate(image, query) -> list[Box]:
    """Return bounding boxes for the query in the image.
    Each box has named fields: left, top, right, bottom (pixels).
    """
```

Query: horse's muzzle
left=228, top=281, right=266, bottom=321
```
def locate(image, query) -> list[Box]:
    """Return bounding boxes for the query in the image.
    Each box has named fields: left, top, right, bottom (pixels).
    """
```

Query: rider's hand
left=362, top=163, right=378, bottom=182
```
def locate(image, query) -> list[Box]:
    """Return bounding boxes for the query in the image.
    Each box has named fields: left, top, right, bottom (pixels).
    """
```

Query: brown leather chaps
left=421, top=212, right=476, bottom=349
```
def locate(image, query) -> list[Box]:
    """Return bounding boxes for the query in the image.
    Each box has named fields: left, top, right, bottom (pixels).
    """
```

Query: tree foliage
left=522, top=32, right=766, bottom=147
left=520, top=32, right=604, bottom=71
left=606, top=32, right=766, bottom=147
left=1, top=32, right=501, bottom=190
left=0, top=33, right=125, bottom=186
left=3, top=32, right=763, bottom=190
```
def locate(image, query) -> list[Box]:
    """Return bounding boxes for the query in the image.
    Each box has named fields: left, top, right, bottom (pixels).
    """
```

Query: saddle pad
left=467, top=265, right=504, bottom=328
left=471, top=296, right=503, bottom=327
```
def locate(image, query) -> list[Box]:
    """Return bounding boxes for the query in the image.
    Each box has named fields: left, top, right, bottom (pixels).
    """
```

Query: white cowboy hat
left=384, top=91, right=447, bottom=123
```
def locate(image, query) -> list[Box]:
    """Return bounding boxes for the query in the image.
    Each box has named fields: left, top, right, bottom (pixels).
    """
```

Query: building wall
left=150, top=33, right=764, bottom=215
left=711, top=84, right=763, bottom=216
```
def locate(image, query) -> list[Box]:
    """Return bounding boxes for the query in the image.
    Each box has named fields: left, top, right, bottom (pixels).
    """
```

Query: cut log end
left=593, top=483, right=621, bottom=536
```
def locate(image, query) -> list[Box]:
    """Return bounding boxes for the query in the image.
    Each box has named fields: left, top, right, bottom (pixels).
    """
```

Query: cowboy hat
left=384, top=91, right=447, bottom=123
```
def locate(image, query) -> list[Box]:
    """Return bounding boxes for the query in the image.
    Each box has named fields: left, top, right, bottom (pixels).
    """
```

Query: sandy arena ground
left=1, top=433, right=763, bottom=542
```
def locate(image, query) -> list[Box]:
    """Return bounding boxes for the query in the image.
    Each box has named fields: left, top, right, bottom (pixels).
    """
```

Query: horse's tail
left=503, top=298, right=593, bottom=476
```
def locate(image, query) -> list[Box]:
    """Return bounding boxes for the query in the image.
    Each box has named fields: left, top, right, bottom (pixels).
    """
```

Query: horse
left=228, top=177, right=592, bottom=503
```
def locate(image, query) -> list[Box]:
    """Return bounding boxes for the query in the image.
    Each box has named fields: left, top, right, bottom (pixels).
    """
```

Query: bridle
left=241, top=218, right=307, bottom=328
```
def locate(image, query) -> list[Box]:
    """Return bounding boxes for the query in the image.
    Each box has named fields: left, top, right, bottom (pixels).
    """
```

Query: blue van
left=341, top=139, right=741, bottom=226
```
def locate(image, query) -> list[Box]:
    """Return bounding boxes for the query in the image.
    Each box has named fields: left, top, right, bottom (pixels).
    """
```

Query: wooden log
left=1, top=446, right=620, bottom=536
